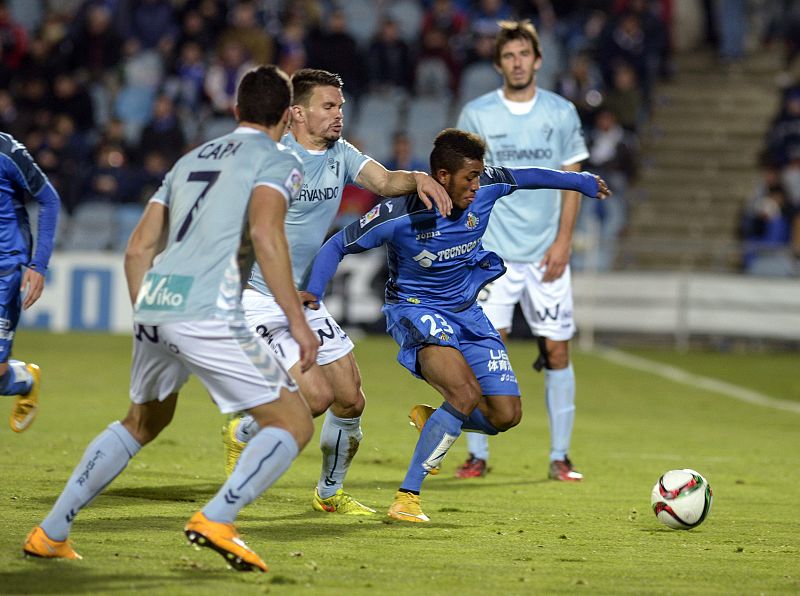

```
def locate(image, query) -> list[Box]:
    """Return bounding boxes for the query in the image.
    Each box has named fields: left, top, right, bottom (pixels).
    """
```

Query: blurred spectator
left=415, top=27, right=460, bottom=97
left=602, top=61, right=644, bottom=131
left=574, top=108, right=639, bottom=270
left=275, top=13, right=307, bottom=76
left=0, top=0, right=28, bottom=71
left=218, top=1, right=272, bottom=65
left=306, top=9, right=362, bottom=97
left=166, top=40, right=207, bottom=113
left=139, top=94, right=185, bottom=166
left=204, top=38, right=254, bottom=116
left=64, top=3, right=122, bottom=79
left=766, top=86, right=800, bottom=168
left=714, top=0, right=747, bottom=65
left=556, top=51, right=605, bottom=125
left=469, top=0, right=513, bottom=37
left=597, top=10, right=651, bottom=105
left=123, top=0, right=178, bottom=55
left=81, top=143, right=139, bottom=204
left=52, top=73, right=95, bottom=133
left=384, top=131, right=427, bottom=172
left=366, top=19, right=414, bottom=94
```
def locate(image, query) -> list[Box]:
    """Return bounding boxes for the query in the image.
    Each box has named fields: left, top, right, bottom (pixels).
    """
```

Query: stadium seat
left=61, top=202, right=117, bottom=251
left=457, top=62, right=502, bottom=110
left=114, top=203, right=145, bottom=251
left=339, top=0, right=380, bottom=48
left=352, top=91, right=405, bottom=163
left=385, top=1, right=423, bottom=43
left=406, top=97, right=452, bottom=162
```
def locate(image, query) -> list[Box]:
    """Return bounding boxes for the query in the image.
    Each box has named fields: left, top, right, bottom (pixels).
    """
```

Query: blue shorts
left=0, top=267, right=22, bottom=362
left=383, top=301, right=520, bottom=397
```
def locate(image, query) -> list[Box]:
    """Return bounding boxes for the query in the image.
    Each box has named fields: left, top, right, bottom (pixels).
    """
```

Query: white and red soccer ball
left=651, top=469, right=713, bottom=530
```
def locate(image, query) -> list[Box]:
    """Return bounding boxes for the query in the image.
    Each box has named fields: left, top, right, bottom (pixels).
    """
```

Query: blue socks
left=203, top=426, right=298, bottom=524
left=461, top=407, right=499, bottom=435
left=0, top=360, right=33, bottom=396
left=400, top=402, right=464, bottom=493
left=40, top=422, right=141, bottom=541
left=317, top=411, right=362, bottom=499
left=545, top=365, right=575, bottom=461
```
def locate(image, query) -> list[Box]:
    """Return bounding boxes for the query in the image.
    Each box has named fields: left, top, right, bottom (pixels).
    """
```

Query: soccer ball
left=650, top=469, right=713, bottom=530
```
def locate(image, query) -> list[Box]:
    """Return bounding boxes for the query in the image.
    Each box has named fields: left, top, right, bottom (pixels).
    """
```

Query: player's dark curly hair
left=237, top=65, right=292, bottom=127
left=430, top=129, right=486, bottom=175
left=291, top=68, right=344, bottom=107
left=493, top=19, right=542, bottom=63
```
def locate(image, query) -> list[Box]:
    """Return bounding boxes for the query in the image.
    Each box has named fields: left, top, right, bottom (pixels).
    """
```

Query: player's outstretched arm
left=250, top=186, right=318, bottom=372
left=509, top=167, right=611, bottom=199
left=356, top=160, right=452, bottom=216
left=124, top=202, right=169, bottom=304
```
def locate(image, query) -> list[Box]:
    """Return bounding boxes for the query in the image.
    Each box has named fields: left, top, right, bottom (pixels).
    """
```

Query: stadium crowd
left=1, top=0, right=669, bottom=263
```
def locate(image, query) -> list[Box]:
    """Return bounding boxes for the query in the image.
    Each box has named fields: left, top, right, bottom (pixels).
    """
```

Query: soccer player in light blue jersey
left=224, top=69, right=451, bottom=515
left=24, top=66, right=318, bottom=572
left=0, top=132, right=60, bottom=433
left=301, top=129, right=609, bottom=522
left=455, top=20, right=590, bottom=481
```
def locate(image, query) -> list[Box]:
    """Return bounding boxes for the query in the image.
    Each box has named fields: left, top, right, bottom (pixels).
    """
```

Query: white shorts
left=242, top=289, right=354, bottom=369
left=129, top=318, right=297, bottom=414
left=477, top=262, right=576, bottom=341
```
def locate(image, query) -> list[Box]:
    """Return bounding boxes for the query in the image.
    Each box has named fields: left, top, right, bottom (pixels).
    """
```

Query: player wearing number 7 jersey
left=302, top=129, right=610, bottom=522
left=23, top=66, right=317, bottom=572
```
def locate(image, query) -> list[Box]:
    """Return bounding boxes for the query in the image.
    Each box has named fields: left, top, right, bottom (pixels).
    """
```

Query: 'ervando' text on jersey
left=306, top=166, right=599, bottom=312
left=247, top=132, right=370, bottom=295
left=134, top=126, right=303, bottom=324
left=457, top=88, right=589, bottom=262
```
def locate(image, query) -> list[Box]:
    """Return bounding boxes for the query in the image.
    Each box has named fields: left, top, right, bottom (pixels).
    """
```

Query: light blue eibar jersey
left=248, top=132, right=370, bottom=295
left=134, top=127, right=303, bottom=324
left=457, top=88, right=589, bottom=262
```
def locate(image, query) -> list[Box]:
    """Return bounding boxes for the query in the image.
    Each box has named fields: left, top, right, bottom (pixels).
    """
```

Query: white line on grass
left=594, top=348, right=800, bottom=414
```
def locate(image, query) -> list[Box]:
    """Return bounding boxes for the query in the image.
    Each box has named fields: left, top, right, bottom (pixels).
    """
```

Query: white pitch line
left=593, top=348, right=800, bottom=414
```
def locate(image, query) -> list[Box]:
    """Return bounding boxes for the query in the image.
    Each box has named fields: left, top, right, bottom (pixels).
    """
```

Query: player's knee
left=332, top=386, right=365, bottom=418
left=486, top=398, right=522, bottom=432
left=545, top=343, right=569, bottom=370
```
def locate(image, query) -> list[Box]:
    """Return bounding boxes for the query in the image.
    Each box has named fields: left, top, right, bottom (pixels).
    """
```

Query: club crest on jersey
left=284, top=168, right=303, bottom=199
left=327, top=158, right=340, bottom=176
left=359, top=204, right=381, bottom=227
left=465, top=212, right=479, bottom=230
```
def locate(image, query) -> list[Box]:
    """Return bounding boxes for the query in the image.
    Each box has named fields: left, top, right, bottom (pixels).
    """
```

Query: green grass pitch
left=1, top=331, right=798, bottom=594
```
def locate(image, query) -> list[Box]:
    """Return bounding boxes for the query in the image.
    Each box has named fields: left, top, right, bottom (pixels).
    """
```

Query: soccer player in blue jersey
left=455, top=20, right=590, bottom=481
left=0, top=132, right=60, bottom=433
left=301, top=129, right=609, bottom=522
left=24, top=66, right=318, bottom=571
left=224, top=69, right=451, bottom=515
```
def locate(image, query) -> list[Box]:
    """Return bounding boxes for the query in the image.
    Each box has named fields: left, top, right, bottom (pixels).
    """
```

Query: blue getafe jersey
left=457, top=88, right=589, bottom=262
left=0, top=133, right=54, bottom=272
left=306, top=165, right=599, bottom=312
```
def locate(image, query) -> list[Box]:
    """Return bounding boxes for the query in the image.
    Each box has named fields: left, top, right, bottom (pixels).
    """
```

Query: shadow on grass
left=0, top=564, right=237, bottom=594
